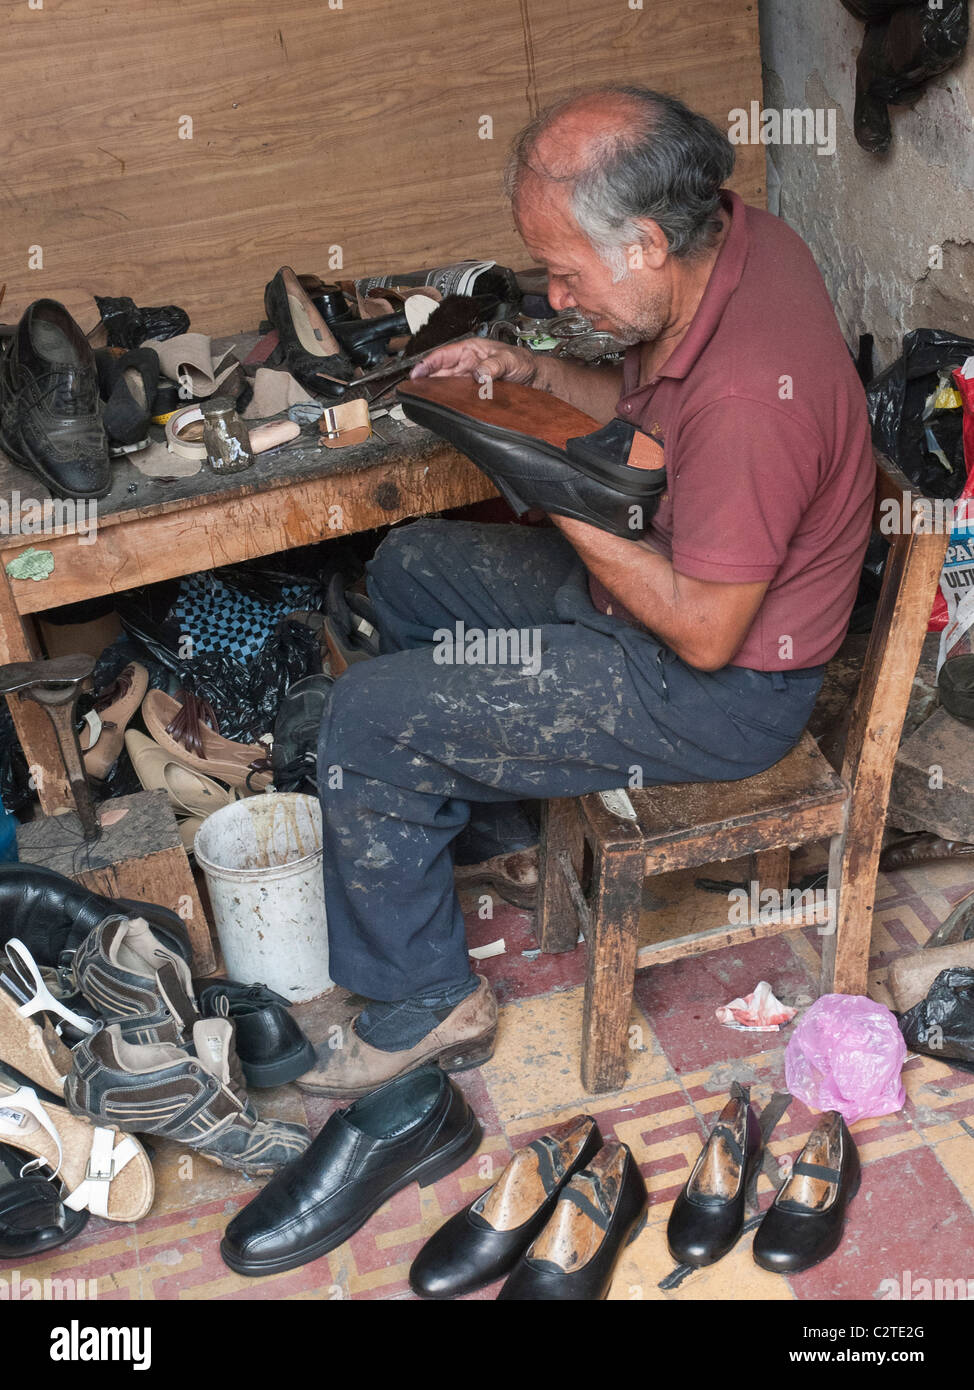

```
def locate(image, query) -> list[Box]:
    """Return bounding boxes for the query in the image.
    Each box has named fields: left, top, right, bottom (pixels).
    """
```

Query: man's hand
left=410, top=338, right=539, bottom=386
left=411, top=336, right=624, bottom=422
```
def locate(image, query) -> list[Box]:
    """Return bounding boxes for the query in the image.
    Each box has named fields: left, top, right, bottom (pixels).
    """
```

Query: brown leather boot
left=297, top=976, right=498, bottom=1099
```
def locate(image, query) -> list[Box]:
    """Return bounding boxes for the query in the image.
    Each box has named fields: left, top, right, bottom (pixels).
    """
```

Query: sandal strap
left=4, top=938, right=95, bottom=1038
left=0, top=1085, right=64, bottom=1184
left=62, top=1128, right=140, bottom=1219
left=792, top=1160, right=842, bottom=1184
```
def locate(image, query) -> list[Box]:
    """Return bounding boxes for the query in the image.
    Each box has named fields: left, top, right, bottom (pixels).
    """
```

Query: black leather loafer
left=397, top=377, right=666, bottom=539
left=752, top=1110, right=861, bottom=1274
left=220, top=1066, right=481, bottom=1276
left=410, top=1114, right=602, bottom=1299
left=195, top=978, right=316, bottom=1088
left=0, top=863, right=192, bottom=968
left=497, top=1141, right=647, bottom=1301
left=667, top=1086, right=762, bottom=1267
left=0, top=1142, right=89, bottom=1258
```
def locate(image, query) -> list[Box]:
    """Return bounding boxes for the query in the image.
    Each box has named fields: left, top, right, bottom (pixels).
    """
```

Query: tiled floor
left=6, top=854, right=974, bottom=1301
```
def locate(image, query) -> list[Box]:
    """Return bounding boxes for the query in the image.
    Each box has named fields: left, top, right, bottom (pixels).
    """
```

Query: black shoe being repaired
left=667, top=1084, right=762, bottom=1268
left=410, top=1114, right=602, bottom=1299
left=221, top=1066, right=481, bottom=1276
left=0, top=299, right=110, bottom=499
left=397, top=376, right=667, bottom=540
left=752, top=1109, right=861, bottom=1274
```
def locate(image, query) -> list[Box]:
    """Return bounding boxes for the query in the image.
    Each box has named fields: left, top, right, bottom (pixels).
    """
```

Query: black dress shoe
left=195, top=978, right=316, bottom=1088
left=0, top=1141, right=88, bottom=1258
left=667, top=1086, right=762, bottom=1267
left=497, top=1141, right=647, bottom=1301
left=0, top=862, right=192, bottom=971
left=397, top=377, right=666, bottom=539
left=410, top=1115, right=603, bottom=1299
left=0, top=299, right=110, bottom=499
left=752, top=1110, right=861, bottom=1274
left=263, top=267, right=355, bottom=400
left=220, top=1066, right=481, bottom=1276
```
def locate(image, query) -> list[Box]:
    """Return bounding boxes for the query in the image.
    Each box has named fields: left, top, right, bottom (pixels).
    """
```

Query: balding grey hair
left=506, top=86, right=735, bottom=281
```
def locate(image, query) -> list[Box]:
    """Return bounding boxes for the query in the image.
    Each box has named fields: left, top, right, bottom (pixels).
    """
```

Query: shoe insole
left=32, top=321, right=79, bottom=366
left=122, top=366, right=148, bottom=409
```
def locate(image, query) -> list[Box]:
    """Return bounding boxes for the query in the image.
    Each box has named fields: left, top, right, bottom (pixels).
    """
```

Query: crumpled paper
left=716, top=980, right=798, bottom=1032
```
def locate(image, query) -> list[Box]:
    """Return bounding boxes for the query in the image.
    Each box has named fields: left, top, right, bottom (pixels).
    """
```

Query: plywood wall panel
left=0, top=0, right=764, bottom=337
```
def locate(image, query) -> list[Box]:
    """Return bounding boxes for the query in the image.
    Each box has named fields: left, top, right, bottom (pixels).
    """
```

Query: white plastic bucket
left=194, top=792, right=333, bottom=1003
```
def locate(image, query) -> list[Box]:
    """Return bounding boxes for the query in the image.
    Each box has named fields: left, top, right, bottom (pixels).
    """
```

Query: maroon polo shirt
left=590, top=190, right=875, bottom=671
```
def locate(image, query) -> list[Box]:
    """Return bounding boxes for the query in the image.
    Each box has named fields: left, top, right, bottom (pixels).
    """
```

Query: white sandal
left=0, top=1080, right=154, bottom=1221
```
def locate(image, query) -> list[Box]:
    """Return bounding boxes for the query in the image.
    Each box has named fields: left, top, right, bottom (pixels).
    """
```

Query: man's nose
left=547, top=280, right=577, bottom=313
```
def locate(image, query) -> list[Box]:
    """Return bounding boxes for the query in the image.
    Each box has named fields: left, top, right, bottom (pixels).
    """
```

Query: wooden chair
left=535, top=454, right=948, bottom=1093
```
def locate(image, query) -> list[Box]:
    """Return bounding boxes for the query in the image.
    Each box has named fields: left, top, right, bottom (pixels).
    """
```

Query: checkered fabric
left=169, top=572, right=318, bottom=664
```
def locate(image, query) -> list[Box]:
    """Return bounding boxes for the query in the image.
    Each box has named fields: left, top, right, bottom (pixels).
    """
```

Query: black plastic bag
left=866, top=328, right=974, bottom=498
left=847, top=0, right=969, bottom=152
left=0, top=702, right=31, bottom=815
left=841, top=0, right=925, bottom=23
left=900, top=967, right=974, bottom=1071
left=94, top=295, right=190, bottom=350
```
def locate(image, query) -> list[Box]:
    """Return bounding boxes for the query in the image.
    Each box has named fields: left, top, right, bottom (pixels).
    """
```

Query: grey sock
left=356, top=973, right=480, bottom=1052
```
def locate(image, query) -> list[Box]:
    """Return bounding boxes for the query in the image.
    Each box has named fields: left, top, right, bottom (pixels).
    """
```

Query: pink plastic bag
left=784, top=994, right=906, bottom=1123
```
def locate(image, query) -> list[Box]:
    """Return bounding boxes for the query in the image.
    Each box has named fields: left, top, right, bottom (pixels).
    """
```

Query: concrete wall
left=759, top=1, right=974, bottom=369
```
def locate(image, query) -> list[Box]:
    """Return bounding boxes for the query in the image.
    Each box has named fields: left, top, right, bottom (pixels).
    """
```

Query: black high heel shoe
left=95, top=347, right=160, bottom=454
left=752, top=1110, right=861, bottom=1274
left=667, top=1084, right=762, bottom=1268
left=263, top=266, right=355, bottom=400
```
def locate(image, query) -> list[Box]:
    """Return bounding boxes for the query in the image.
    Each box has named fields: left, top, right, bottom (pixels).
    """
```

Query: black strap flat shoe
left=752, top=1110, right=861, bottom=1274
left=497, top=1141, right=647, bottom=1301
left=409, top=1115, right=603, bottom=1299
left=667, top=1084, right=762, bottom=1268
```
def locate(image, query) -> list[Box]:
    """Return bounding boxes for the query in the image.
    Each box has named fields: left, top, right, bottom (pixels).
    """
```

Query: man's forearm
left=531, top=356, right=623, bottom=423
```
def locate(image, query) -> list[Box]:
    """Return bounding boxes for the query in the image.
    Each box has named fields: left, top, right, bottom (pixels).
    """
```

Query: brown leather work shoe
left=454, top=847, right=539, bottom=909
left=296, top=976, right=498, bottom=1099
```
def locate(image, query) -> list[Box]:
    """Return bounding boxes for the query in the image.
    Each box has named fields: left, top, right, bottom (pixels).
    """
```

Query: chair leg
left=753, top=846, right=790, bottom=911
left=536, top=797, right=585, bottom=954
left=581, top=841, right=645, bottom=1095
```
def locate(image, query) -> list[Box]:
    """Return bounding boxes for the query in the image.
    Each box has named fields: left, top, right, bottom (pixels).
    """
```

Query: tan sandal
left=140, top=692, right=272, bottom=792
left=0, top=1080, right=154, bottom=1222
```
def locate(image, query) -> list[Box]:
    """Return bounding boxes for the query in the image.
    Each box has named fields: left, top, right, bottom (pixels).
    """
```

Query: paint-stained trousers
left=318, top=520, right=823, bottom=1000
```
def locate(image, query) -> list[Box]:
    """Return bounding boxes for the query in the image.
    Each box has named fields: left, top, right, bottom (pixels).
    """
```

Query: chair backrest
left=840, top=451, right=949, bottom=799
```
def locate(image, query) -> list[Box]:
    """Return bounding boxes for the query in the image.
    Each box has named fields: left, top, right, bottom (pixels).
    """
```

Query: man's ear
left=627, top=220, right=668, bottom=272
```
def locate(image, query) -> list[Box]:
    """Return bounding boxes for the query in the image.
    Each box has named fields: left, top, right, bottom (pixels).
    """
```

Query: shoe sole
left=0, top=426, right=112, bottom=501
left=296, top=1028, right=497, bottom=1099
left=219, top=1111, right=483, bottom=1277
left=240, top=1037, right=318, bottom=1090
left=453, top=869, right=537, bottom=910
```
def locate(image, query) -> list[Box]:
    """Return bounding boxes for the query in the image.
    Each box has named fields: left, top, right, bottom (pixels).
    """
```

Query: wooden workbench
left=0, top=410, right=497, bottom=814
